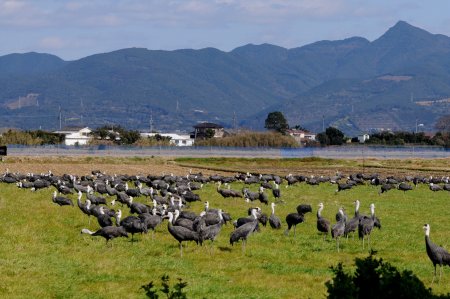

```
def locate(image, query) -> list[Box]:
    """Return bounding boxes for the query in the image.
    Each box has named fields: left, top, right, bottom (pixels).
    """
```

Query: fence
left=4, top=145, right=450, bottom=159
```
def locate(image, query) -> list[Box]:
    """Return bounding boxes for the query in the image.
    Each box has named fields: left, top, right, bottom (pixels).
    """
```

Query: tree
left=205, top=128, right=215, bottom=139
left=264, top=111, right=289, bottom=135
left=317, top=127, right=345, bottom=146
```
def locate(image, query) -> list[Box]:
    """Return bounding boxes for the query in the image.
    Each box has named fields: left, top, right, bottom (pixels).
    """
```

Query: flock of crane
left=2, top=169, right=450, bottom=282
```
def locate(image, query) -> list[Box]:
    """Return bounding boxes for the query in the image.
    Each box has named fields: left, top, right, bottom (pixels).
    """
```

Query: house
left=286, top=129, right=316, bottom=144
left=141, top=133, right=194, bottom=146
left=54, top=127, right=92, bottom=146
left=357, top=134, right=370, bottom=143
left=191, top=122, right=225, bottom=139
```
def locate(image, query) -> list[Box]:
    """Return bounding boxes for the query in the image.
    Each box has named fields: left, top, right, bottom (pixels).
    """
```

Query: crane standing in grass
left=423, top=223, right=450, bottom=284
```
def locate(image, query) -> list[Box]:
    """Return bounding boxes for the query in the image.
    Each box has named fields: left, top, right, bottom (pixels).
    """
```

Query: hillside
left=0, top=21, right=449, bottom=134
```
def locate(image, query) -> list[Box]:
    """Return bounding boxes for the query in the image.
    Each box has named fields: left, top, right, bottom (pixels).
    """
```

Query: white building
left=357, top=134, right=370, bottom=143
left=140, top=133, right=194, bottom=146
left=286, top=129, right=316, bottom=144
left=54, top=127, right=92, bottom=146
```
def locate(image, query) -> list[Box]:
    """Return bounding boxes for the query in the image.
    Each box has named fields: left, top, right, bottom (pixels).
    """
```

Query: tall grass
left=1, top=174, right=450, bottom=298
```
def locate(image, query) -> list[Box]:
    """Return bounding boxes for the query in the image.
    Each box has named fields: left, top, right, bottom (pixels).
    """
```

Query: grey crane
left=358, top=203, right=376, bottom=250
left=199, top=209, right=224, bottom=253
left=166, top=211, right=200, bottom=257
left=230, top=209, right=258, bottom=253
left=344, top=200, right=360, bottom=239
left=269, top=203, right=281, bottom=229
left=96, top=206, right=114, bottom=227
left=331, top=208, right=346, bottom=252
left=52, top=191, right=73, bottom=207
left=317, top=203, right=330, bottom=240
left=81, top=226, right=128, bottom=246
left=423, top=223, right=450, bottom=284
left=284, top=212, right=304, bottom=236
left=272, top=183, right=281, bottom=200
left=118, top=213, right=148, bottom=242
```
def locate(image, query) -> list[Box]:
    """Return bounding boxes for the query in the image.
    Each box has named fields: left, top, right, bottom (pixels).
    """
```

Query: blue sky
left=1, top=0, right=450, bottom=60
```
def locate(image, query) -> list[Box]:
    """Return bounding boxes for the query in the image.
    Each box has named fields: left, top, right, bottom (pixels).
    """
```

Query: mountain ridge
left=0, top=21, right=449, bottom=135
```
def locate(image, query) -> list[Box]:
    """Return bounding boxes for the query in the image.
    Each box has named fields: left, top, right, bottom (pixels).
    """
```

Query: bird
left=397, top=182, right=413, bottom=193
left=258, top=186, right=269, bottom=205
left=379, top=183, right=394, bottom=195
left=358, top=203, right=377, bottom=250
left=296, top=204, right=312, bottom=215
left=331, top=208, right=346, bottom=252
left=166, top=211, right=200, bottom=257
left=138, top=209, right=164, bottom=239
left=230, top=209, right=258, bottom=253
left=429, top=183, right=443, bottom=192
left=344, top=200, right=361, bottom=239
left=423, top=223, right=450, bottom=284
left=81, top=226, right=128, bottom=245
left=96, top=206, right=114, bottom=227
left=199, top=209, right=224, bottom=253
left=52, top=191, right=73, bottom=206
left=317, top=203, right=330, bottom=240
left=269, top=202, right=281, bottom=229
left=272, top=183, right=281, bottom=200
left=118, top=214, right=148, bottom=242
left=284, top=212, right=304, bottom=236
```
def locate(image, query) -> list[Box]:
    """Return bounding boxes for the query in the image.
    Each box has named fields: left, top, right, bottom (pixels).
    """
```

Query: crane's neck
left=370, top=205, right=375, bottom=217
left=424, top=226, right=430, bottom=237
left=251, top=209, right=258, bottom=220
left=271, top=204, right=275, bottom=215
left=317, top=206, right=323, bottom=217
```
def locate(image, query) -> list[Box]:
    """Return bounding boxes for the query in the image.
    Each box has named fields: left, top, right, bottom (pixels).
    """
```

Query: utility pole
left=233, top=111, right=237, bottom=131
left=59, top=106, right=62, bottom=130
left=322, top=115, right=325, bottom=131
left=149, top=110, right=154, bottom=133
left=415, top=118, right=418, bottom=134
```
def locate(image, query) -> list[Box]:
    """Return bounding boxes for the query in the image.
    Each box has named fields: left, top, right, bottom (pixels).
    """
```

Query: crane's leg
left=293, top=225, right=296, bottom=237
left=180, top=243, right=183, bottom=258
left=439, top=265, right=443, bottom=284
left=432, top=265, right=437, bottom=285
left=336, top=238, right=340, bottom=252
left=362, top=236, right=365, bottom=250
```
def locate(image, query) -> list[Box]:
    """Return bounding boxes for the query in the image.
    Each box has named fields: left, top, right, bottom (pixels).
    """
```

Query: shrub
left=141, top=274, right=188, bottom=299
left=326, top=253, right=450, bottom=299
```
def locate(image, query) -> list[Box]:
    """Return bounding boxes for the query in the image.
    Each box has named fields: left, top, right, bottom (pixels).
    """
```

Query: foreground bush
left=141, top=275, right=188, bottom=299
left=326, top=253, right=450, bottom=299
left=194, top=131, right=299, bottom=147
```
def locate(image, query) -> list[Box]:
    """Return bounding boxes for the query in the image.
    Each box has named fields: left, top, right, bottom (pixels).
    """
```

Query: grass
left=1, top=159, right=450, bottom=298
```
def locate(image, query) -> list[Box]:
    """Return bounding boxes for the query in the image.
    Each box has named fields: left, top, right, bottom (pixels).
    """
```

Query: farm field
left=0, top=156, right=450, bottom=298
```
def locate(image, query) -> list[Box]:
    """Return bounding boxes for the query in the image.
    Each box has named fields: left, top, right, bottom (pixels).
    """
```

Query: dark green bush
left=326, top=253, right=450, bottom=299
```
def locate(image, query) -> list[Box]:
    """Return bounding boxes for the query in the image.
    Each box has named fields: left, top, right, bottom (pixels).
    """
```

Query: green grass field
left=1, top=160, right=450, bottom=298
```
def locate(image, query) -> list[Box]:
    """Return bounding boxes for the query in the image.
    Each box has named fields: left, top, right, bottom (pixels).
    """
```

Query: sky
left=1, top=0, right=450, bottom=61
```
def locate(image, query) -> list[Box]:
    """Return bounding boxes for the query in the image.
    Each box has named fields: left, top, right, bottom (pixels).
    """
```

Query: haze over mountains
left=0, top=21, right=449, bottom=135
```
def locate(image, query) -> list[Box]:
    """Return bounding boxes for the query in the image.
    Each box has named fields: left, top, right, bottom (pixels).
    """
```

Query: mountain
left=0, top=21, right=449, bottom=134
left=0, top=52, right=67, bottom=78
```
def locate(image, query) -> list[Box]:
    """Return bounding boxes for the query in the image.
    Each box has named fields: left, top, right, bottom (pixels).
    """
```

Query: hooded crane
left=117, top=211, right=148, bottom=242
left=52, top=191, right=73, bottom=206
left=230, top=209, right=259, bottom=253
left=269, top=203, right=281, bottom=229
left=344, top=200, right=360, bottom=239
left=317, top=203, right=330, bottom=240
left=81, top=226, right=128, bottom=246
left=166, top=211, right=200, bottom=257
left=423, top=223, right=450, bottom=284
left=358, top=203, right=376, bottom=250
left=331, top=207, right=346, bottom=252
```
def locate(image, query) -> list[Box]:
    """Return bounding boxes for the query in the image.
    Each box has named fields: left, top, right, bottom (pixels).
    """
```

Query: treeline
left=194, top=131, right=299, bottom=147
left=0, top=130, right=64, bottom=145
left=364, top=131, right=450, bottom=147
